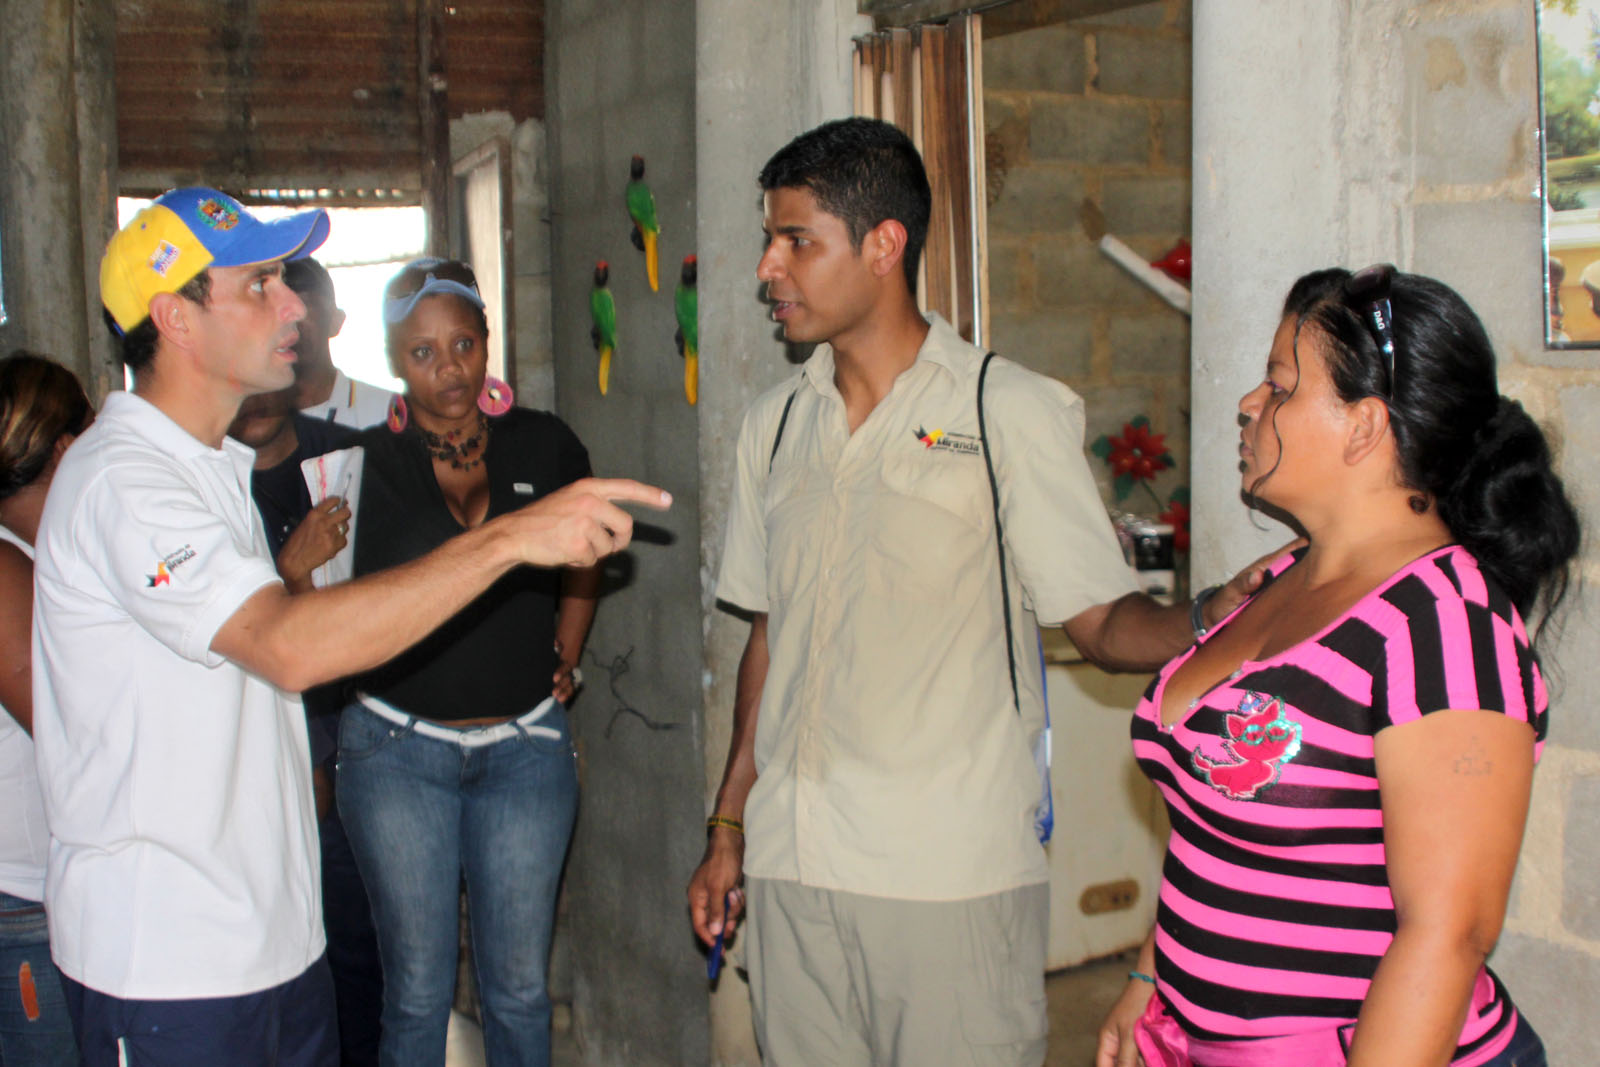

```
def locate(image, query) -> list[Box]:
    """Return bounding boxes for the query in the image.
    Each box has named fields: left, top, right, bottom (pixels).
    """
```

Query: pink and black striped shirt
left=1131, top=545, right=1544, bottom=1064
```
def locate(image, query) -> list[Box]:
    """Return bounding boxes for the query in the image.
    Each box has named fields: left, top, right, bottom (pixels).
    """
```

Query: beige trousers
left=745, top=877, right=1049, bottom=1067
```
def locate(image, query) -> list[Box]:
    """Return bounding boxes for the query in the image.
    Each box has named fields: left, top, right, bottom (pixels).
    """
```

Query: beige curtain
left=854, top=16, right=988, bottom=346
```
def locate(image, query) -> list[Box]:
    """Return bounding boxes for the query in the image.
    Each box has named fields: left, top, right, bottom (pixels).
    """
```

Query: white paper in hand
left=300, top=446, right=365, bottom=588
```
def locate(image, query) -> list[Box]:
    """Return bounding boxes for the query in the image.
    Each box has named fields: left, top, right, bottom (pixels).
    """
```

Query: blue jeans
left=0, top=892, right=76, bottom=1066
left=336, top=701, right=578, bottom=1067
left=1480, top=1011, right=1547, bottom=1067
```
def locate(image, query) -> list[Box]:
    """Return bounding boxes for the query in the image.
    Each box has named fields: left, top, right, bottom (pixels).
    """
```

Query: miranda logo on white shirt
left=911, top=426, right=980, bottom=456
left=145, top=544, right=197, bottom=588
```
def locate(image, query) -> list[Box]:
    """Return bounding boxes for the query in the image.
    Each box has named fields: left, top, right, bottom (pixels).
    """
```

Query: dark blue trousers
left=62, top=957, right=337, bottom=1067
left=319, top=806, right=383, bottom=1067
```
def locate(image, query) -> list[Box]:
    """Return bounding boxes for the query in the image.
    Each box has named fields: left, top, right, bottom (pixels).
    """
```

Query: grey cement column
left=1189, top=2, right=1347, bottom=580
left=0, top=0, right=118, bottom=398
left=545, top=0, right=711, bottom=1063
left=694, top=2, right=866, bottom=1062
left=74, top=0, right=121, bottom=401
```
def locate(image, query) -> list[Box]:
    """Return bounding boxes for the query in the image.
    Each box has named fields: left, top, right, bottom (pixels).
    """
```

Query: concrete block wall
left=984, top=0, right=1192, bottom=514
left=1191, top=3, right=1599, bottom=1061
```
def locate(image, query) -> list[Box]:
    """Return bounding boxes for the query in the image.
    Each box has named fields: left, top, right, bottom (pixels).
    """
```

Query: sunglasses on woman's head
left=388, top=258, right=480, bottom=299
left=1343, top=263, right=1398, bottom=395
left=383, top=258, right=485, bottom=324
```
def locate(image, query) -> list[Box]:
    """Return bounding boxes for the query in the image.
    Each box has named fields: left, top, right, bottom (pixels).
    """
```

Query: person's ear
left=148, top=291, right=194, bottom=351
left=329, top=307, right=347, bottom=339
left=1344, top=396, right=1391, bottom=466
left=865, top=219, right=909, bottom=280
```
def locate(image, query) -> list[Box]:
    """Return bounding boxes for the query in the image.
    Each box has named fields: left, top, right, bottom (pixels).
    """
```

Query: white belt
left=355, top=692, right=561, bottom=747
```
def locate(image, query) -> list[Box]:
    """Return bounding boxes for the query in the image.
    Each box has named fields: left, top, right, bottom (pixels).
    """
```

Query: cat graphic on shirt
left=1191, top=691, right=1302, bottom=800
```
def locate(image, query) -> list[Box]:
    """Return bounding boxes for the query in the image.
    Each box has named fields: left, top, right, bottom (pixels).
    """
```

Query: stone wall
left=984, top=0, right=1191, bottom=514
left=1191, top=3, right=1599, bottom=1061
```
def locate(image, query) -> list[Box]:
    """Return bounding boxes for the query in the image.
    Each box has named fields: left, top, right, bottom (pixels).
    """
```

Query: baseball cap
left=100, top=187, right=330, bottom=332
left=382, top=258, right=485, bottom=324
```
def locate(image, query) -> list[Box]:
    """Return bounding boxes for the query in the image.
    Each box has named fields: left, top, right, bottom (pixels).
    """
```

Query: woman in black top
left=336, top=258, right=598, bottom=1067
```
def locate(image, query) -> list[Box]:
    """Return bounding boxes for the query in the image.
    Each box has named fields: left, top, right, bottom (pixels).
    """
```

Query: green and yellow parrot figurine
left=626, top=155, right=660, bottom=292
left=674, top=254, right=698, bottom=406
left=590, top=261, right=616, bottom=395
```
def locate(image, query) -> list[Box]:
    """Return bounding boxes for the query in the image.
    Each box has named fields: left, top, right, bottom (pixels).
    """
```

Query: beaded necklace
left=416, top=413, right=490, bottom=471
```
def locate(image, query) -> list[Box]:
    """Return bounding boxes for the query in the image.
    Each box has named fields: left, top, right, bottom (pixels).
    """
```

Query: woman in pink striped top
left=1098, top=267, right=1580, bottom=1067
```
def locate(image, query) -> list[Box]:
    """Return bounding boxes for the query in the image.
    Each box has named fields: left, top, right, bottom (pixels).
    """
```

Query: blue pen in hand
left=707, top=890, right=733, bottom=980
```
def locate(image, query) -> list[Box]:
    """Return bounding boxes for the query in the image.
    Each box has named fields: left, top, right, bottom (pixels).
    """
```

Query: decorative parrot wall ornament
left=590, top=261, right=617, bottom=395
left=674, top=254, right=698, bottom=406
left=626, top=155, right=661, bottom=292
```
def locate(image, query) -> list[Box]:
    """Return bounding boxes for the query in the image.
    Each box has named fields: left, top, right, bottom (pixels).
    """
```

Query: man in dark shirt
left=228, top=388, right=380, bottom=1067
left=230, top=385, right=356, bottom=574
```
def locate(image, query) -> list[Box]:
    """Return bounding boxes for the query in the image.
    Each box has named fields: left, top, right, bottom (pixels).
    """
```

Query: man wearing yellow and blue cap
left=30, top=188, right=670, bottom=1065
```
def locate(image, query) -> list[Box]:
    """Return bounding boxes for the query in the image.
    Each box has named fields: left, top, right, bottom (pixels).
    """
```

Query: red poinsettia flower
left=1107, top=419, right=1172, bottom=482
left=1159, top=499, right=1190, bottom=553
left=1091, top=415, right=1177, bottom=503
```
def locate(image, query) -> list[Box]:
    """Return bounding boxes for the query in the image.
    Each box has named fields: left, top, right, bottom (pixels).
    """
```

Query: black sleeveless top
left=351, top=407, right=591, bottom=721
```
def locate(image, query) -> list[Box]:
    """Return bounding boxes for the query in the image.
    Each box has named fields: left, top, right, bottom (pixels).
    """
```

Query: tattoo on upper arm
left=1453, top=735, right=1493, bottom=777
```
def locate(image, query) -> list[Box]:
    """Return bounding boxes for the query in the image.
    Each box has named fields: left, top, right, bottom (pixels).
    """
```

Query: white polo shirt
left=32, top=391, right=324, bottom=999
left=299, top=368, right=394, bottom=430
left=0, top=526, right=48, bottom=902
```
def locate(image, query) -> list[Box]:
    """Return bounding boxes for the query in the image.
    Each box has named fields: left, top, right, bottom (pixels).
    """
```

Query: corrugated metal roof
left=116, top=0, right=543, bottom=198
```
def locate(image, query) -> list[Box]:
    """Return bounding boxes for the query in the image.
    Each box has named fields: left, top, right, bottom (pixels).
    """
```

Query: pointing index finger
left=584, top=478, right=672, bottom=510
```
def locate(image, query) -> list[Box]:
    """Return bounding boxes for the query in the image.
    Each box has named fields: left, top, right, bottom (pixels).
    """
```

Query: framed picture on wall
left=1539, top=0, right=1600, bottom=347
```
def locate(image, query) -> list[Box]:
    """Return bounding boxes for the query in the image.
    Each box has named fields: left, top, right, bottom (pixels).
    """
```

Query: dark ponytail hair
left=1280, top=268, right=1580, bottom=635
left=1, top=351, right=92, bottom=501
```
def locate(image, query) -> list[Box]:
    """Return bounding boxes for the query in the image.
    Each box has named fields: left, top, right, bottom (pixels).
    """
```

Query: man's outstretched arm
left=213, top=477, right=670, bottom=691
left=1063, top=539, right=1304, bottom=673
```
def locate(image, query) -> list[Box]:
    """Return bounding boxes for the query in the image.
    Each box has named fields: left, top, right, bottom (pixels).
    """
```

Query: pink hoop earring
left=478, top=375, right=513, bottom=417
left=386, top=394, right=409, bottom=433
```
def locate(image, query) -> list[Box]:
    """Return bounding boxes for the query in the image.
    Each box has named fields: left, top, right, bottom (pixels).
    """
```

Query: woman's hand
left=276, top=496, right=351, bottom=594
left=1096, top=977, right=1154, bottom=1067
left=551, top=638, right=581, bottom=704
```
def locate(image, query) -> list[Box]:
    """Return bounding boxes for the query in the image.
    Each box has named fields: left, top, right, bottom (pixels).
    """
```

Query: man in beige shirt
left=687, top=119, right=1254, bottom=1065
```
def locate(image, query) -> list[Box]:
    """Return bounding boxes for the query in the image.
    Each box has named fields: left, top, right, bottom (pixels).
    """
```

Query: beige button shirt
left=717, top=315, right=1137, bottom=901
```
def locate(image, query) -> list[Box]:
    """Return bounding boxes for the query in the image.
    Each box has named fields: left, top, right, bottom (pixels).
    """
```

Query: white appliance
left=1040, top=635, right=1170, bottom=970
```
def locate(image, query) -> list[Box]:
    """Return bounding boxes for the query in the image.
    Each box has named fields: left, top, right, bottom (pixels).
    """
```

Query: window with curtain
left=854, top=14, right=989, bottom=346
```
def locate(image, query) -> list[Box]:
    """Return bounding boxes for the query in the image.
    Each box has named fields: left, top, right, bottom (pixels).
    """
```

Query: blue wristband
left=1128, top=970, right=1156, bottom=985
